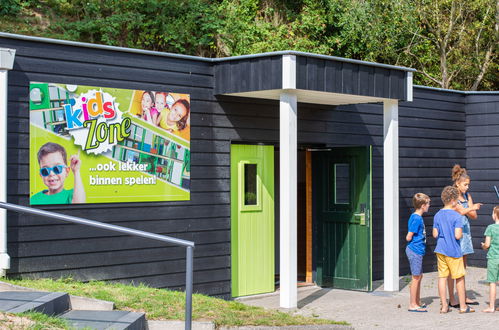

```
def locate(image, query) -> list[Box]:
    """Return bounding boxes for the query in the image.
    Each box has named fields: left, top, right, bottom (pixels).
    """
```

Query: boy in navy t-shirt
left=406, top=193, right=430, bottom=312
left=433, top=186, right=473, bottom=314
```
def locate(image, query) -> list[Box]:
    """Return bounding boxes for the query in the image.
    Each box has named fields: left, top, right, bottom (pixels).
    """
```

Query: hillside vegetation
left=1, top=0, right=497, bottom=90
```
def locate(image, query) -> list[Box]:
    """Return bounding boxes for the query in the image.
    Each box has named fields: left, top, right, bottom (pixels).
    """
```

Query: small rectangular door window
left=244, top=163, right=258, bottom=205
left=335, top=163, right=350, bottom=204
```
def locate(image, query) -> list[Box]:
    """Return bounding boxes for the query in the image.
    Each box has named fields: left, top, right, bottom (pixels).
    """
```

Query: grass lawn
left=0, top=311, right=69, bottom=330
left=2, top=278, right=348, bottom=327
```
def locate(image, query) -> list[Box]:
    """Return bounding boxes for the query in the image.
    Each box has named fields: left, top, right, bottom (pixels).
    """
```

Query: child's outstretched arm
left=481, top=236, right=491, bottom=250
left=70, top=153, right=86, bottom=203
left=466, top=194, right=482, bottom=220
left=454, top=194, right=482, bottom=219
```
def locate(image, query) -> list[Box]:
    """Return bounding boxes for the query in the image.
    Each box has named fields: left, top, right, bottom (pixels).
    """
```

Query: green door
left=313, top=146, right=372, bottom=291
left=231, top=144, right=275, bottom=297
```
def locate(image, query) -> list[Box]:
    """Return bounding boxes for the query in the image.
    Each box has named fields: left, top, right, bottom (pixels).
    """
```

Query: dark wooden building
left=0, top=33, right=497, bottom=306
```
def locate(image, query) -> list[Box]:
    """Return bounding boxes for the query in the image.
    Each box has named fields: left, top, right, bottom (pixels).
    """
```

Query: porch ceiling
left=224, top=89, right=387, bottom=106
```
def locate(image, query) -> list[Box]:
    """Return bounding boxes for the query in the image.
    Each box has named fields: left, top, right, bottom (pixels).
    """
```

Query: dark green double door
left=313, top=147, right=372, bottom=291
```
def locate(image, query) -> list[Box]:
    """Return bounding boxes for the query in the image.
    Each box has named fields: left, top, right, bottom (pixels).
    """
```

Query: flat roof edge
left=0, top=32, right=416, bottom=72
left=215, top=50, right=417, bottom=72
left=0, top=32, right=213, bottom=62
left=415, top=85, right=499, bottom=95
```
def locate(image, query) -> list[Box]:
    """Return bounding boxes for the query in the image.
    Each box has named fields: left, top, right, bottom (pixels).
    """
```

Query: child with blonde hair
left=406, top=193, right=430, bottom=312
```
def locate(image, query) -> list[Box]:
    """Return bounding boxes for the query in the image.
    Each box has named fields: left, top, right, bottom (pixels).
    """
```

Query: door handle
left=354, top=213, right=366, bottom=226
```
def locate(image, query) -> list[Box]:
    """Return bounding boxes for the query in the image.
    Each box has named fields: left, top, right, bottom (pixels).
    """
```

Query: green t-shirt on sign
left=30, top=189, right=74, bottom=205
left=484, top=223, right=499, bottom=259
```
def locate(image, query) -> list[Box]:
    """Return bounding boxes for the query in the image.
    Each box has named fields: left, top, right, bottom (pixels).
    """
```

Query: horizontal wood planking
left=464, top=92, right=499, bottom=267
left=8, top=71, right=215, bottom=102
left=3, top=36, right=494, bottom=294
left=11, top=243, right=230, bottom=272
left=0, top=38, right=213, bottom=75
left=398, top=87, right=466, bottom=276
left=0, top=36, right=232, bottom=297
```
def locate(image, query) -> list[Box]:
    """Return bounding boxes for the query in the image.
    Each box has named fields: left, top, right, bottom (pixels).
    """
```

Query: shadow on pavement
left=297, top=288, right=332, bottom=308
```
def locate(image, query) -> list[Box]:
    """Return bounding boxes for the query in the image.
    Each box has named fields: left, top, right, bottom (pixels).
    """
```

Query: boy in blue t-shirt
left=433, top=186, right=473, bottom=314
left=406, top=193, right=430, bottom=312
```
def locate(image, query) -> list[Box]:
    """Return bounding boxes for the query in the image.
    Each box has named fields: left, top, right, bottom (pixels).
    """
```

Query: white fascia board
left=282, top=55, right=296, bottom=90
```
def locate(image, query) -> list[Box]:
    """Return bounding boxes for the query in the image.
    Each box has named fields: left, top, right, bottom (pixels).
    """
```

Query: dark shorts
left=406, top=246, right=423, bottom=276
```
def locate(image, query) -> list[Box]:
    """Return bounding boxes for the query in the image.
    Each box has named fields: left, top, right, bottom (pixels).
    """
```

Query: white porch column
left=280, top=54, right=297, bottom=308
left=280, top=92, right=297, bottom=308
left=0, top=48, right=15, bottom=277
left=383, top=99, right=399, bottom=291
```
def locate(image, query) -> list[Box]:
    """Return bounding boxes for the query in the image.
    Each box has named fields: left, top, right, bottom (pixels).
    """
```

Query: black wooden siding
left=214, top=55, right=409, bottom=101
left=398, top=87, right=466, bottom=276
left=214, top=56, right=282, bottom=94
left=295, top=56, right=408, bottom=101
left=465, top=94, right=499, bottom=267
left=2, top=35, right=496, bottom=296
left=2, top=36, right=233, bottom=298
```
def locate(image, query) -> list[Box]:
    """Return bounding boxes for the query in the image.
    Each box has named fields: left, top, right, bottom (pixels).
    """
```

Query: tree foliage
left=405, top=0, right=498, bottom=90
left=0, top=0, right=497, bottom=90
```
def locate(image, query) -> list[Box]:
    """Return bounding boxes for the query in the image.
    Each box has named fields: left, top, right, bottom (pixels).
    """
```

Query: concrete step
left=0, top=280, right=115, bottom=311
left=148, top=320, right=214, bottom=330
left=0, top=290, right=70, bottom=315
left=60, top=310, right=146, bottom=330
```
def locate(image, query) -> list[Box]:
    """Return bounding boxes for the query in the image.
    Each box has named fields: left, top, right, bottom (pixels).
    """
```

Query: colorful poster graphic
left=29, top=83, right=191, bottom=205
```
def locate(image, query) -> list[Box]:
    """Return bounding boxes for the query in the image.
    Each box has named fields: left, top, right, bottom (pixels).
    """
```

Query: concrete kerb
left=218, top=327, right=353, bottom=330
left=147, top=320, right=215, bottom=330
left=146, top=321, right=352, bottom=330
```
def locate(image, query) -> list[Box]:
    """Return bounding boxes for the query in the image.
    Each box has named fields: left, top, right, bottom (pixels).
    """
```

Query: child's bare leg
left=409, top=275, right=422, bottom=309
left=456, top=276, right=468, bottom=311
left=483, top=283, right=496, bottom=313
left=416, top=274, right=423, bottom=306
left=447, top=275, right=458, bottom=305
left=463, top=276, right=474, bottom=304
left=438, top=277, right=448, bottom=312
left=462, top=256, right=476, bottom=304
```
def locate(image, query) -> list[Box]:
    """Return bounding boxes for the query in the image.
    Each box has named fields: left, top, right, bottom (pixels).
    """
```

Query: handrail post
left=0, top=202, right=195, bottom=328
left=185, top=246, right=193, bottom=330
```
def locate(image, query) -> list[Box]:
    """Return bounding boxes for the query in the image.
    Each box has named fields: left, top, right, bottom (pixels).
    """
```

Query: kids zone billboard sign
left=29, top=82, right=191, bottom=205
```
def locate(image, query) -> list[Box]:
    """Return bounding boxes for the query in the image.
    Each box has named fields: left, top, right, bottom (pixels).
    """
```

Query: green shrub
left=0, top=0, right=21, bottom=16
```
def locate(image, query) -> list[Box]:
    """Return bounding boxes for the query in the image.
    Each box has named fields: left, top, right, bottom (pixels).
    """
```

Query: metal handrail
left=0, top=201, right=194, bottom=330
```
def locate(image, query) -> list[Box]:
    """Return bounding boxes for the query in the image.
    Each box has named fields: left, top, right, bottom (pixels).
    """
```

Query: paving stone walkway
left=237, top=267, right=498, bottom=329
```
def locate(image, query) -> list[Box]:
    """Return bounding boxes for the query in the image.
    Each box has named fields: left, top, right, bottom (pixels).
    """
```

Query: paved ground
left=237, top=267, right=498, bottom=329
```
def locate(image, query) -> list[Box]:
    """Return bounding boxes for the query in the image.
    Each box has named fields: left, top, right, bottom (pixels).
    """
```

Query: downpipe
left=0, top=48, right=16, bottom=277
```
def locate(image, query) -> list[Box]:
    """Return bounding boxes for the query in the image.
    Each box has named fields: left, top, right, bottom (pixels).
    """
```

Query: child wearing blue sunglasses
left=30, top=142, right=86, bottom=205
